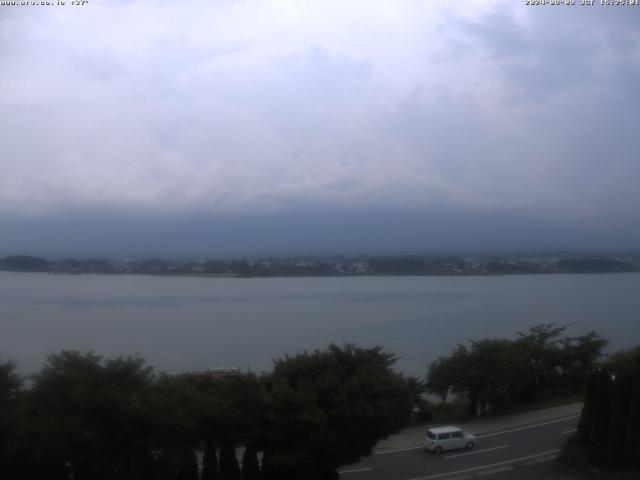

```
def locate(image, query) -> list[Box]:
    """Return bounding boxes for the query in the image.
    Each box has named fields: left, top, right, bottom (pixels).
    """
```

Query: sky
left=1, top=0, right=639, bottom=257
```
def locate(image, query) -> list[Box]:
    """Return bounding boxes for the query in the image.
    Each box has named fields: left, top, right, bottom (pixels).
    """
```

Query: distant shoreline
left=2, top=253, right=639, bottom=278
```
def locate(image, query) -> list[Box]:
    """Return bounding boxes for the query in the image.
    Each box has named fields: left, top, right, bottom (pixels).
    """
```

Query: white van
left=425, top=426, right=476, bottom=454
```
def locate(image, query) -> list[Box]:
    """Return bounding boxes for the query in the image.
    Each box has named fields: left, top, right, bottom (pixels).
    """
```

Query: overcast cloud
left=1, top=0, right=639, bottom=255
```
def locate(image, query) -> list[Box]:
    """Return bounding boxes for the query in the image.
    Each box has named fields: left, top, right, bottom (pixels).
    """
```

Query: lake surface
left=1, top=272, right=639, bottom=377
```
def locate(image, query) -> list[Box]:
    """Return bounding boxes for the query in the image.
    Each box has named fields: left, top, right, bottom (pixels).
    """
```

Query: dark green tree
left=201, top=435, right=219, bottom=480
left=242, top=444, right=261, bottom=480
left=516, top=323, right=568, bottom=401
left=0, top=255, right=49, bottom=272
left=27, top=351, right=156, bottom=480
left=147, top=374, right=202, bottom=478
left=260, top=344, right=412, bottom=478
left=189, top=370, right=267, bottom=479
left=0, top=360, right=22, bottom=477
left=219, top=432, right=241, bottom=480
left=428, top=325, right=607, bottom=416
left=426, top=355, right=456, bottom=403
left=428, top=340, right=530, bottom=415
left=574, top=347, right=640, bottom=468
left=560, top=331, right=608, bottom=394
left=176, top=450, right=199, bottom=480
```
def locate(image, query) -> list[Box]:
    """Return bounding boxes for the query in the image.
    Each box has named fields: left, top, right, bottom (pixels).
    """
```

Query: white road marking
left=477, top=466, right=514, bottom=476
left=562, top=429, right=577, bottom=435
left=339, top=467, right=373, bottom=474
left=523, top=455, right=556, bottom=466
left=444, top=445, right=508, bottom=459
left=533, top=456, right=557, bottom=464
left=408, top=449, right=561, bottom=480
left=476, top=415, right=580, bottom=438
left=375, top=445, right=424, bottom=455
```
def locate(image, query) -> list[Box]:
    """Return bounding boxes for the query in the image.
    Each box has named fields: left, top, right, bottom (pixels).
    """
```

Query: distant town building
left=209, top=367, right=242, bottom=377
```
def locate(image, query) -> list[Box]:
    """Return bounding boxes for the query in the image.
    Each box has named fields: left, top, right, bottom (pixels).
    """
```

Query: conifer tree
left=219, top=433, right=241, bottom=480
left=241, top=444, right=260, bottom=480
left=176, top=450, right=199, bottom=480
left=202, top=435, right=219, bottom=480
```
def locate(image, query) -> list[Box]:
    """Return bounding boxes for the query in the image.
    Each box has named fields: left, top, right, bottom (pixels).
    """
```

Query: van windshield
left=426, top=431, right=436, bottom=440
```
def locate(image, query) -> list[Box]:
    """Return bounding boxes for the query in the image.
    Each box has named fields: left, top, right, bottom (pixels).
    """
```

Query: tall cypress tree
left=577, top=371, right=597, bottom=443
left=568, top=347, right=640, bottom=469
left=606, top=372, right=627, bottom=466
left=150, top=453, right=177, bottom=480
left=242, top=444, right=260, bottom=480
left=219, top=433, right=241, bottom=480
left=176, top=450, right=199, bottom=480
left=591, top=369, right=612, bottom=465
left=202, top=436, right=219, bottom=480
left=615, top=373, right=639, bottom=467
left=260, top=450, right=275, bottom=480
left=629, top=380, right=640, bottom=466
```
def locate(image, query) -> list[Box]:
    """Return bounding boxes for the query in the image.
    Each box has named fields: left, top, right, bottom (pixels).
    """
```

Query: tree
left=368, top=257, right=427, bottom=275
left=147, top=374, right=202, bottom=478
left=560, top=331, right=608, bottom=394
left=516, top=323, right=568, bottom=401
left=242, top=444, right=260, bottom=480
left=176, top=450, right=199, bottom=480
left=573, top=347, right=640, bottom=468
left=427, top=325, right=607, bottom=416
left=405, top=376, right=430, bottom=421
left=469, top=339, right=530, bottom=414
left=0, top=255, right=49, bottom=272
left=27, top=351, right=156, bottom=480
left=426, top=356, right=455, bottom=403
left=219, top=432, right=241, bottom=480
left=0, top=360, right=21, bottom=441
left=0, top=360, right=22, bottom=476
left=260, top=344, right=412, bottom=478
left=188, top=371, right=265, bottom=479
left=201, top=435, right=219, bottom=480
left=428, top=340, right=530, bottom=415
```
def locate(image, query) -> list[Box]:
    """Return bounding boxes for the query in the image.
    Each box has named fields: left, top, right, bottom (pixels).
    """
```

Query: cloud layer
left=1, top=0, right=639, bottom=237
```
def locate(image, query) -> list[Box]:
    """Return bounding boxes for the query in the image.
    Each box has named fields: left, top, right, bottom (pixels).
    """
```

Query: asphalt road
left=339, top=414, right=580, bottom=480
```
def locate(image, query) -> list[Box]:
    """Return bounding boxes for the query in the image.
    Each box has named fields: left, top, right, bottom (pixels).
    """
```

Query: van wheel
left=466, top=442, right=475, bottom=450
left=434, top=446, right=443, bottom=455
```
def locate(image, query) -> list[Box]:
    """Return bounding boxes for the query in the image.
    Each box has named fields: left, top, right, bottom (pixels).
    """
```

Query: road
left=339, top=413, right=580, bottom=480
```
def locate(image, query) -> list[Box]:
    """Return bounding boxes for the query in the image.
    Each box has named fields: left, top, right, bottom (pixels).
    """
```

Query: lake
left=1, top=272, right=639, bottom=377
